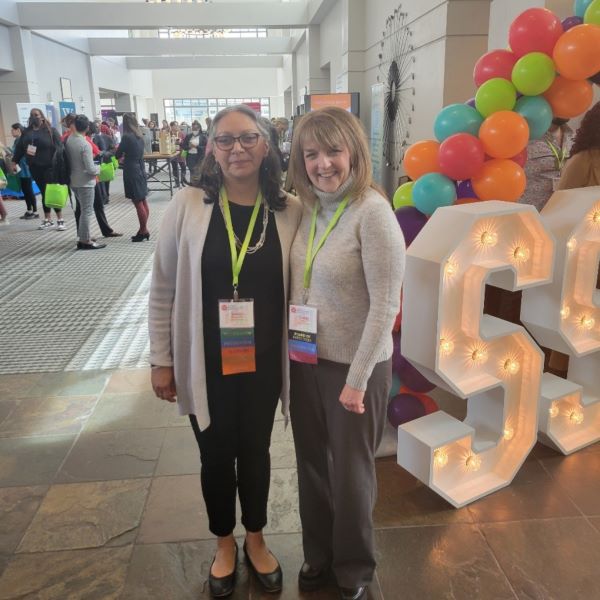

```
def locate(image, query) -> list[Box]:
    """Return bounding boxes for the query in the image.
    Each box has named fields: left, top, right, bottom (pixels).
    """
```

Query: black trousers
left=170, top=159, right=186, bottom=186
left=74, top=183, right=113, bottom=236
left=290, top=358, right=391, bottom=588
left=20, top=177, right=37, bottom=212
left=189, top=347, right=282, bottom=537
left=29, top=165, right=53, bottom=215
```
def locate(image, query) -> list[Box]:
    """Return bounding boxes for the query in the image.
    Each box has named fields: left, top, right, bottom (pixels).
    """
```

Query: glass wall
left=163, top=98, right=271, bottom=125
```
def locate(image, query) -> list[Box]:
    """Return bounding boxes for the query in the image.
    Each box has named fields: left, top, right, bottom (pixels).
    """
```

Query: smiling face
left=213, top=111, right=268, bottom=184
left=302, top=139, right=351, bottom=194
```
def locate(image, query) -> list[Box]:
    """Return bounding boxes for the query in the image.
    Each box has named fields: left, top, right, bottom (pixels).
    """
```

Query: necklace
left=219, top=197, right=269, bottom=254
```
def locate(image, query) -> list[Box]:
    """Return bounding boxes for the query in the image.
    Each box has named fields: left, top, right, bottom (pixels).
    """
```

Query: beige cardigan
left=148, top=186, right=302, bottom=431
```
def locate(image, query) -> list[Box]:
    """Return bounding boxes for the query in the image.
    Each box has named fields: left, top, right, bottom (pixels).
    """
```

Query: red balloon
left=399, top=386, right=439, bottom=415
left=509, top=8, right=563, bottom=57
left=511, top=147, right=528, bottom=167
left=438, top=133, right=485, bottom=181
left=473, top=50, right=518, bottom=87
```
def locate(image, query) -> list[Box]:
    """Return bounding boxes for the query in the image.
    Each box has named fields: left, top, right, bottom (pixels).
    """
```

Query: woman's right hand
left=151, top=366, right=177, bottom=403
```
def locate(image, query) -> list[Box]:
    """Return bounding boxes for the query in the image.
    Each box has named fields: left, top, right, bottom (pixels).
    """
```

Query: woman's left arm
left=342, top=199, right=406, bottom=412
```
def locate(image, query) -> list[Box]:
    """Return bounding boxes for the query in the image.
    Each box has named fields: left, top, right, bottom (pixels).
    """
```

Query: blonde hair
left=289, top=106, right=374, bottom=203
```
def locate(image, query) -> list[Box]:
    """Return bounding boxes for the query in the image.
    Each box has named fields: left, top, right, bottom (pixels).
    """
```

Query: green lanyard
left=220, top=186, right=263, bottom=300
left=303, top=195, right=349, bottom=302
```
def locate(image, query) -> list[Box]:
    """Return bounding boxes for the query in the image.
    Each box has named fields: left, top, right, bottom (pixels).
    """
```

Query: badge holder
left=288, top=302, right=318, bottom=364
left=219, top=295, right=256, bottom=375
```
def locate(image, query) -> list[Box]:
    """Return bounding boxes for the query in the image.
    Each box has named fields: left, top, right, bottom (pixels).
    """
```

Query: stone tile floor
left=0, top=368, right=598, bottom=599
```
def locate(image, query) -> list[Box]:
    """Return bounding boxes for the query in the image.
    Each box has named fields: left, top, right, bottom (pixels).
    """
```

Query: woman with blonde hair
left=288, top=106, right=405, bottom=600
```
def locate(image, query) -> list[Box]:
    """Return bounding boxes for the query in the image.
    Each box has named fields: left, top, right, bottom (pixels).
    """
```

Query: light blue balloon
left=389, top=373, right=402, bottom=399
left=433, top=104, right=484, bottom=142
left=515, top=96, right=553, bottom=140
left=574, top=0, right=594, bottom=17
left=413, top=173, right=457, bottom=216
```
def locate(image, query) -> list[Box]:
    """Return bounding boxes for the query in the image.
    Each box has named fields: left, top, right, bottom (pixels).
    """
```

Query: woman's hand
left=151, top=366, right=177, bottom=403
left=339, top=384, right=366, bottom=414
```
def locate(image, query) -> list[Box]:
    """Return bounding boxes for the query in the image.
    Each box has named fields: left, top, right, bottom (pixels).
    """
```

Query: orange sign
left=309, top=94, right=353, bottom=111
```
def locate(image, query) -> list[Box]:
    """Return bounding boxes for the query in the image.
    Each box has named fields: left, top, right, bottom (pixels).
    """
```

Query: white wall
left=319, top=0, right=343, bottom=91
left=0, top=25, right=14, bottom=72
left=294, top=36, right=310, bottom=105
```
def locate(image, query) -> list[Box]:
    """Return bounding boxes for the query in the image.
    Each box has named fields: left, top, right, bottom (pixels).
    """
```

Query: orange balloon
left=403, top=140, right=441, bottom=180
left=553, top=24, right=600, bottom=81
left=543, top=76, right=594, bottom=118
left=472, top=159, right=526, bottom=201
left=479, top=111, right=530, bottom=159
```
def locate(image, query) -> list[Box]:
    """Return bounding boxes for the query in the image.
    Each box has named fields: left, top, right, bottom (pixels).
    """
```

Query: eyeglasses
left=213, top=133, right=260, bottom=151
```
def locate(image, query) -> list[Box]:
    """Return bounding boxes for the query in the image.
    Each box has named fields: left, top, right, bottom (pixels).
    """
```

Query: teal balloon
left=515, top=96, right=553, bottom=140
left=389, top=373, right=402, bottom=399
left=575, top=0, right=593, bottom=17
left=433, top=104, right=484, bottom=142
left=412, top=173, right=457, bottom=216
left=475, top=78, right=517, bottom=117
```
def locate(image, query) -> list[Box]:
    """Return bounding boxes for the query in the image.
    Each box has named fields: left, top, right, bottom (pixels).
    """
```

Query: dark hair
left=62, top=113, right=76, bottom=128
left=552, top=117, right=569, bottom=127
left=192, top=120, right=202, bottom=132
left=11, top=123, right=24, bottom=133
left=122, top=113, right=142, bottom=138
left=570, top=101, right=600, bottom=156
left=169, top=121, right=178, bottom=127
left=194, top=104, right=286, bottom=210
left=28, top=108, right=53, bottom=139
left=74, top=114, right=90, bottom=134
left=88, top=121, right=98, bottom=135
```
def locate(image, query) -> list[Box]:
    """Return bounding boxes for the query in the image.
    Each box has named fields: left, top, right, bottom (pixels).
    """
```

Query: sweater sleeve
left=12, top=134, right=26, bottom=166
left=115, top=135, right=127, bottom=160
left=148, top=197, right=180, bottom=367
left=556, top=153, right=589, bottom=190
left=346, top=198, right=406, bottom=390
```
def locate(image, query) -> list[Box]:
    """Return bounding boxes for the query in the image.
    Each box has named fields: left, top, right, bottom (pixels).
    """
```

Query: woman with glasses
left=149, top=104, right=301, bottom=598
left=288, top=107, right=405, bottom=600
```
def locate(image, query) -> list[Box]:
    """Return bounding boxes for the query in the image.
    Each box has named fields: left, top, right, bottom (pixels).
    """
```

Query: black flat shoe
left=339, top=586, right=368, bottom=600
left=77, top=241, right=106, bottom=250
left=299, top=562, right=330, bottom=591
left=104, top=232, right=123, bottom=237
left=209, top=544, right=238, bottom=598
left=131, top=232, right=150, bottom=242
left=243, top=541, right=282, bottom=593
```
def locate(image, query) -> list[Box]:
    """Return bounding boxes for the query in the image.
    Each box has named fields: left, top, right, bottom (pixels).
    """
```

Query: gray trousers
left=290, top=358, right=391, bottom=588
left=73, top=186, right=95, bottom=242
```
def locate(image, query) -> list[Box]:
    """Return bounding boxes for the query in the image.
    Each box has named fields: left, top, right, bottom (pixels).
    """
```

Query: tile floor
left=1, top=186, right=599, bottom=599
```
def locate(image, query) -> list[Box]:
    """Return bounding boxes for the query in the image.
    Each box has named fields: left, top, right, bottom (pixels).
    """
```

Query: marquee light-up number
left=399, top=202, right=554, bottom=507
left=522, top=188, right=600, bottom=454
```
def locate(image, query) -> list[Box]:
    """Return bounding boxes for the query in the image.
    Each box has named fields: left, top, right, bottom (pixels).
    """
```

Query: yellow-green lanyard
left=220, top=186, right=263, bottom=300
left=303, top=195, right=349, bottom=303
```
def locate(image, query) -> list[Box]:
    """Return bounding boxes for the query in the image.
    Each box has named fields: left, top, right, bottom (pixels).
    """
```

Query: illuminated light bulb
left=439, top=338, right=454, bottom=356
left=591, top=210, right=600, bottom=225
left=465, top=453, right=482, bottom=472
left=577, top=314, right=595, bottom=330
left=470, top=346, right=488, bottom=365
left=567, top=237, right=577, bottom=251
left=503, top=358, right=520, bottom=375
left=503, top=426, right=515, bottom=441
left=568, top=408, right=584, bottom=425
left=433, top=448, right=449, bottom=468
left=512, top=245, right=530, bottom=263
left=444, top=260, right=458, bottom=278
left=549, top=402, right=559, bottom=418
left=480, top=231, right=498, bottom=247
left=560, top=305, right=571, bottom=320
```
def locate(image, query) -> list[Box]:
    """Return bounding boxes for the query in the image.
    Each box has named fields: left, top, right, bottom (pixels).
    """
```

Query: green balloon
left=393, top=181, right=415, bottom=209
left=584, top=0, right=600, bottom=23
left=475, top=78, right=517, bottom=117
left=512, top=52, right=556, bottom=96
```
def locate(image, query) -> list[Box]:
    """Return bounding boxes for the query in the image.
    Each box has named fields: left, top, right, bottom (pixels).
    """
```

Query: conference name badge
left=288, top=304, right=318, bottom=364
left=219, top=299, right=256, bottom=375
left=26, top=144, right=37, bottom=157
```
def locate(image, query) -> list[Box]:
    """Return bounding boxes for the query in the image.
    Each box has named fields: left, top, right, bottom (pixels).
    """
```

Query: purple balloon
left=590, top=71, right=600, bottom=86
left=562, top=15, right=583, bottom=31
left=456, top=179, right=478, bottom=199
left=465, top=97, right=476, bottom=108
left=394, top=332, right=437, bottom=393
left=395, top=206, right=428, bottom=247
left=387, top=393, right=427, bottom=428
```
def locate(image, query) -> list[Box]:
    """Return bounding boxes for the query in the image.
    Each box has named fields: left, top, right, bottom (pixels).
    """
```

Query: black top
left=115, top=132, right=145, bottom=164
left=13, top=126, right=62, bottom=169
left=116, top=133, right=147, bottom=201
left=201, top=201, right=284, bottom=361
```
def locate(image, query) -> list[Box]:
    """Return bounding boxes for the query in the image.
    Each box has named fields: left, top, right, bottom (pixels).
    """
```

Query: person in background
left=205, top=116, right=213, bottom=134
left=0, top=155, right=8, bottom=225
left=10, top=123, right=38, bottom=219
left=520, top=117, right=574, bottom=211
left=11, top=108, right=65, bottom=231
left=161, top=119, right=170, bottom=132
left=169, top=121, right=186, bottom=188
left=93, top=121, right=117, bottom=204
left=288, top=106, right=405, bottom=600
left=180, top=120, right=207, bottom=183
left=557, top=101, right=600, bottom=190
left=116, top=113, right=150, bottom=242
left=65, top=114, right=104, bottom=250
left=149, top=104, right=302, bottom=598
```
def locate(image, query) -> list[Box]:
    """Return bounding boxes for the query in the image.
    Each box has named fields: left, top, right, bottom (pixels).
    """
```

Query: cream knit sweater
left=290, top=181, right=406, bottom=390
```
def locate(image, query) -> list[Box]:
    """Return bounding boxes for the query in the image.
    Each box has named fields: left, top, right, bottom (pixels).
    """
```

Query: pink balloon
left=511, top=147, right=528, bottom=167
left=473, top=50, right=518, bottom=87
left=438, top=133, right=485, bottom=181
left=509, top=8, right=563, bottom=57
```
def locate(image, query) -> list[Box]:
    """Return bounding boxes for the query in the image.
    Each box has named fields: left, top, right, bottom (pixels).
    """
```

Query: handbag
left=44, top=183, right=69, bottom=209
left=0, top=167, right=7, bottom=190
left=99, top=162, right=115, bottom=182
left=111, top=156, right=119, bottom=170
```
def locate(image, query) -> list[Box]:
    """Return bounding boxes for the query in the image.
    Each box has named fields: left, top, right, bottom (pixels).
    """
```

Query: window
left=163, top=98, right=271, bottom=124
left=158, top=27, right=267, bottom=39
